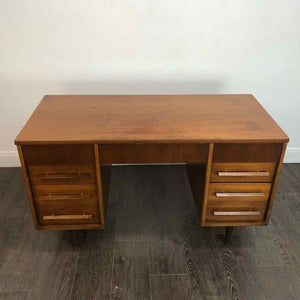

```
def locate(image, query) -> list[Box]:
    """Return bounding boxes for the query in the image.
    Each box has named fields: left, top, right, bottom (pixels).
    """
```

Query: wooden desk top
left=15, top=94, right=289, bottom=144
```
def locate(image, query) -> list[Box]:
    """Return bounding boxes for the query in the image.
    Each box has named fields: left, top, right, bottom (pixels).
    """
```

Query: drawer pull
left=43, top=214, right=93, bottom=220
left=217, top=171, right=270, bottom=177
left=36, top=172, right=90, bottom=179
left=39, top=193, right=92, bottom=201
left=215, top=192, right=265, bottom=197
left=213, top=211, right=260, bottom=216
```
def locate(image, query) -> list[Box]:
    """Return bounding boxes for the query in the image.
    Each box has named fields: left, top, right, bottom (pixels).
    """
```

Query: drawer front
left=28, top=165, right=96, bottom=185
left=208, top=183, right=271, bottom=202
left=210, top=163, right=276, bottom=182
left=206, top=200, right=267, bottom=223
left=100, top=143, right=209, bottom=164
left=213, top=143, right=282, bottom=163
left=23, top=145, right=97, bottom=186
left=33, top=185, right=100, bottom=225
left=22, top=144, right=95, bottom=165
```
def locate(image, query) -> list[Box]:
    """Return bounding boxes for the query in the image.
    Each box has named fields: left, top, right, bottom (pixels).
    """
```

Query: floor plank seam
left=149, top=273, right=188, bottom=276
left=114, top=239, right=149, bottom=242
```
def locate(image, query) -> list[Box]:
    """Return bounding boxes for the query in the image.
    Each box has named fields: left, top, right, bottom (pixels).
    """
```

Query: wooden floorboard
left=0, top=164, right=299, bottom=299
left=71, top=231, right=114, bottom=300
left=150, top=275, right=190, bottom=300
left=111, top=240, right=150, bottom=300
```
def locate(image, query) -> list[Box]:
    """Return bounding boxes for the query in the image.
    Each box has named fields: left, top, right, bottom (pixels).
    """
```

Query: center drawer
left=32, top=185, right=100, bottom=225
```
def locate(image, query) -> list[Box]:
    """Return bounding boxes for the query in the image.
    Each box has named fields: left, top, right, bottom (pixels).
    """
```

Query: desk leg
left=100, top=164, right=112, bottom=220
left=225, top=226, right=233, bottom=244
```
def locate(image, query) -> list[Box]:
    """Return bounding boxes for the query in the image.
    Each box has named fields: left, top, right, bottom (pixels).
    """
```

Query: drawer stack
left=204, top=143, right=283, bottom=226
left=22, top=145, right=103, bottom=229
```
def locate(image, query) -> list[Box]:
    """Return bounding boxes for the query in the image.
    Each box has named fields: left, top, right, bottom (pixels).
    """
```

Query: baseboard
left=1, top=147, right=300, bottom=167
left=284, top=147, right=300, bottom=163
left=0, top=151, right=20, bottom=167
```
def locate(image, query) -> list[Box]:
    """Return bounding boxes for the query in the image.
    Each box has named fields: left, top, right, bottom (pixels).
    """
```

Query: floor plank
left=150, top=275, right=190, bottom=300
left=71, top=231, right=114, bottom=300
left=111, top=240, right=150, bottom=300
left=105, top=166, right=151, bottom=241
left=0, top=291, right=28, bottom=300
left=257, top=266, right=299, bottom=300
left=148, top=166, right=192, bottom=275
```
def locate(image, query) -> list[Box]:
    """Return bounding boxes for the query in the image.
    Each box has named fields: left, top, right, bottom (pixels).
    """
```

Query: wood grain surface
left=15, top=94, right=289, bottom=144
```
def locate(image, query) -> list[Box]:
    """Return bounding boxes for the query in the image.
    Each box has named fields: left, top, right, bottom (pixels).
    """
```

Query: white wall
left=1, top=0, right=300, bottom=166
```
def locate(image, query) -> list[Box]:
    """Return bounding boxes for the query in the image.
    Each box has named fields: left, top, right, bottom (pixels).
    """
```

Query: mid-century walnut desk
left=15, top=95, right=289, bottom=242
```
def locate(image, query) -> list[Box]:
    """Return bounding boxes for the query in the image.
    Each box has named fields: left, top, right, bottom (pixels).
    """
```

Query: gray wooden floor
left=0, top=164, right=299, bottom=300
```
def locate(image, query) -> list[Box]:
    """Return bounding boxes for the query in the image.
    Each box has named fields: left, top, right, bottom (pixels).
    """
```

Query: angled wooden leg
left=225, top=226, right=233, bottom=244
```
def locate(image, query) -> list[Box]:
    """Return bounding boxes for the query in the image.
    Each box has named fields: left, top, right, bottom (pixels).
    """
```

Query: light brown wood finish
left=15, top=95, right=289, bottom=235
left=265, top=143, right=287, bottom=222
left=33, top=185, right=100, bottom=225
left=15, top=95, right=289, bottom=145
left=208, top=183, right=271, bottom=202
left=21, top=144, right=103, bottom=229
left=94, top=144, right=105, bottom=228
left=201, top=143, right=214, bottom=225
left=206, top=200, right=268, bottom=223
left=17, top=145, right=39, bottom=229
left=28, top=164, right=96, bottom=185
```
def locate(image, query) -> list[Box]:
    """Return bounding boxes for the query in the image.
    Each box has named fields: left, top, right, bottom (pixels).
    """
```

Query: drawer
left=33, top=185, right=100, bottom=225
left=205, top=200, right=268, bottom=223
left=22, top=144, right=95, bottom=165
left=210, top=163, right=276, bottom=182
left=28, top=164, right=96, bottom=185
left=208, top=183, right=271, bottom=202
left=213, top=143, right=282, bottom=163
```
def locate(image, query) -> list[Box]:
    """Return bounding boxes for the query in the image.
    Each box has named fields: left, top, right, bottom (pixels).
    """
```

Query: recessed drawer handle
left=43, top=214, right=93, bottom=220
left=213, top=211, right=260, bottom=216
left=39, top=193, right=92, bottom=201
left=36, top=172, right=90, bottom=179
left=215, top=192, right=265, bottom=197
left=217, top=171, right=270, bottom=177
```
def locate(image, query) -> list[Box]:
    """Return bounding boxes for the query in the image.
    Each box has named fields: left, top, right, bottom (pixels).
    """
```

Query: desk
left=15, top=95, right=289, bottom=241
